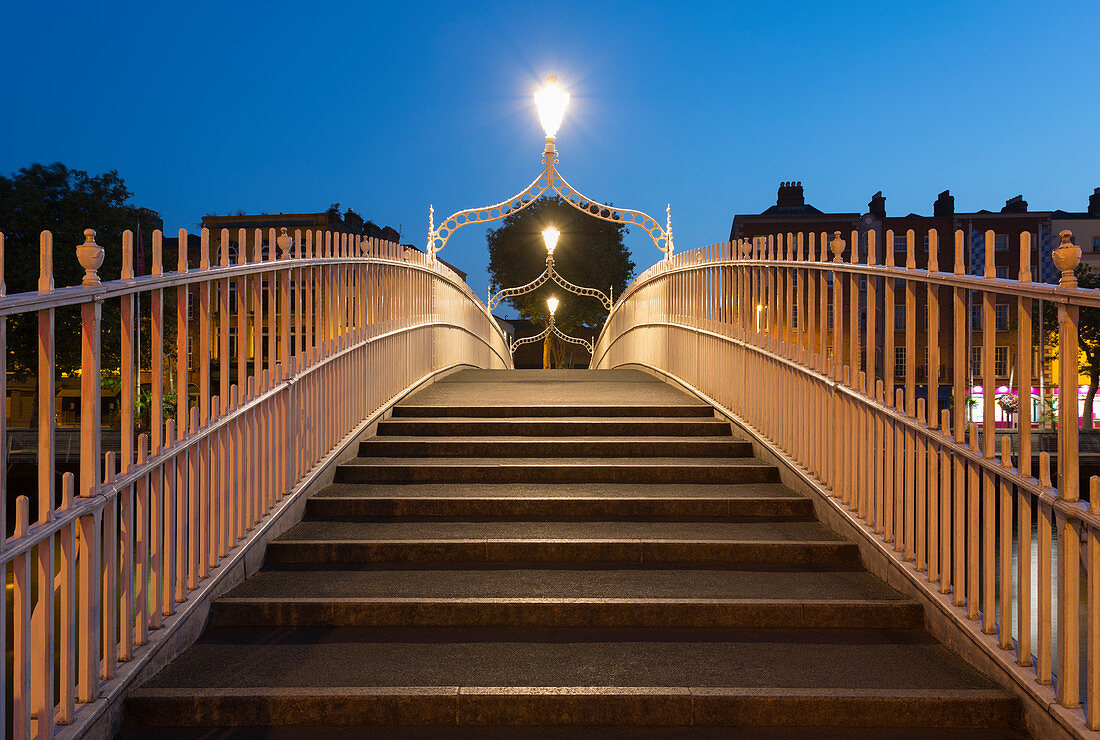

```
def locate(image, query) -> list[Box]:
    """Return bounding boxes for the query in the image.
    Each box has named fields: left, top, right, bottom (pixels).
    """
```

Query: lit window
left=995, top=346, right=1009, bottom=377
left=994, top=234, right=1009, bottom=252
left=895, top=346, right=906, bottom=378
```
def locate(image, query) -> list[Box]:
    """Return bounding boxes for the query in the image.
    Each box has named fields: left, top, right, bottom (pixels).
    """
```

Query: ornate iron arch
left=429, top=140, right=673, bottom=260
left=509, top=309, right=594, bottom=356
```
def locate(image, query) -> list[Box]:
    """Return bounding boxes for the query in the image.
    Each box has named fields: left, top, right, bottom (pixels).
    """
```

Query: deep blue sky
left=3, top=1, right=1098, bottom=304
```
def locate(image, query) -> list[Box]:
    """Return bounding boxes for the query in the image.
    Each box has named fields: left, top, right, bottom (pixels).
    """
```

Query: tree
left=1043, top=263, right=1100, bottom=429
left=486, top=196, right=635, bottom=366
left=0, top=163, right=160, bottom=379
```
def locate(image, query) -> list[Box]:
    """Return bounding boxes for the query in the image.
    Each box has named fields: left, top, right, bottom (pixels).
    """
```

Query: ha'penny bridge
left=4, top=79, right=1100, bottom=740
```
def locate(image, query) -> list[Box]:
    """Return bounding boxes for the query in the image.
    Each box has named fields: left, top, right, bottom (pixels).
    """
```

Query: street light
left=542, top=226, right=560, bottom=256
left=427, top=75, right=674, bottom=261
left=509, top=295, right=593, bottom=357
left=534, top=76, right=569, bottom=139
left=488, top=226, right=611, bottom=311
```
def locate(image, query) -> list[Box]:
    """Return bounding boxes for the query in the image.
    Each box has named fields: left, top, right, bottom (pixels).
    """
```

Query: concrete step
left=334, top=457, right=780, bottom=484
left=268, top=520, right=860, bottom=566
left=210, top=596, right=923, bottom=630
left=121, top=725, right=1032, bottom=739
left=377, top=418, right=732, bottom=437
left=306, top=483, right=812, bottom=519
left=127, top=626, right=1018, bottom=729
left=358, top=436, right=752, bottom=458
left=392, top=404, right=716, bottom=418
left=210, top=565, right=922, bottom=629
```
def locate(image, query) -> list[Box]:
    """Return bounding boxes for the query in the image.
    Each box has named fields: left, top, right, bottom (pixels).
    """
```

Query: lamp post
left=488, top=223, right=612, bottom=312
left=428, top=76, right=674, bottom=262
left=509, top=295, right=595, bottom=368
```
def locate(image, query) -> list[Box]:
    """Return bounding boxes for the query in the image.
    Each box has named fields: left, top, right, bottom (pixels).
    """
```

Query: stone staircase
left=123, top=369, right=1027, bottom=738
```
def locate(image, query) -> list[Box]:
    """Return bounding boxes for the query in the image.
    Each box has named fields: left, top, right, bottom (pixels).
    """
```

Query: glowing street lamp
left=488, top=222, right=610, bottom=312
left=427, top=75, right=674, bottom=261
left=509, top=295, right=593, bottom=357
left=542, top=226, right=560, bottom=256
left=534, top=75, right=570, bottom=139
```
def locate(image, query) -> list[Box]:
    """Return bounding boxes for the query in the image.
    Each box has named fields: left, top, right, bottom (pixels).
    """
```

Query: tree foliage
left=0, top=163, right=160, bottom=379
left=1043, top=262, right=1100, bottom=429
left=486, top=196, right=635, bottom=332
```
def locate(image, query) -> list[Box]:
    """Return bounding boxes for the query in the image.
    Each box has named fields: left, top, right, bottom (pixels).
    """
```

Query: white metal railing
left=1, top=225, right=511, bottom=739
left=594, top=229, right=1100, bottom=735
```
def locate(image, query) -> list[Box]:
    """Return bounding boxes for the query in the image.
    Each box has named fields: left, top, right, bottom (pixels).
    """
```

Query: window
left=971, top=304, right=982, bottom=331
left=859, top=310, right=867, bottom=331
left=186, top=290, right=194, bottom=320
left=894, top=234, right=907, bottom=252
left=790, top=304, right=797, bottom=328
left=970, top=346, right=982, bottom=377
left=923, top=304, right=929, bottom=330
left=228, top=327, right=238, bottom=360
left=826, top=305, right=834, bottom=329
left=923, top=234, right=930, bottom=250
left=894, top=305, right=906, bottom=330
left=995, top=304, right=1009, bottom=331
left=994, top=234, right=1009, bottom=252
left=1093, top=237, right=1100, bottom=254
left=858, top=275, right=867, bottom=292
left=994, top=346, right=1009, bottom=377
left=996, top=266, right=1009, bottom=280
left=894, top=277, right=906, bottom=289
left=895, top=346, right=906, bottom=378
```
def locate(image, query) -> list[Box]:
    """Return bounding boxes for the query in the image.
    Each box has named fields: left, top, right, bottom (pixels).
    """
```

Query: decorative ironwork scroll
left=429, top=141, right=673, bottom=260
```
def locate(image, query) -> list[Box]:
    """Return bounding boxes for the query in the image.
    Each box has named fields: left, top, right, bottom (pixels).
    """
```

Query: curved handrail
left=594, top=228, right=1100, bottom=737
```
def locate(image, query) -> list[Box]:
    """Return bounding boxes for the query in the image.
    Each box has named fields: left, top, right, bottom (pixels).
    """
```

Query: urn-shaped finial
left=76, top=229, right=104, bottom=286
left=277, top=227, right=292, bottom=259
left=1053, top=230, right=1081, bottom=288
left=830, top=231, right=845, bottom=263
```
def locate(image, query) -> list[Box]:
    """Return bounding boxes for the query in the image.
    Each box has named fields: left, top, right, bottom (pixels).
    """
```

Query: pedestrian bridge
left=2, top=226, right=1097, bottom=739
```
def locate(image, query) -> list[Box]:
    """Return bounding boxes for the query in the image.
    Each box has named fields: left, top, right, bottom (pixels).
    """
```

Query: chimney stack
left=933, top=190, right=954, bottom=218
left=776, top=181, right=805, bottom=208
left=1089, top=187, right=1100, bottom=216
left=868, top=191, right=886, bottom=220
left=1002, top=195, right=1027, bottom=214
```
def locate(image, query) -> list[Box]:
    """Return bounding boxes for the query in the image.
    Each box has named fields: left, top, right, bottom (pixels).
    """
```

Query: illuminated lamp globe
left=542, top=226, right=560, bottom=255
left=546, top=296, right=559, bottom=315
left=534, top=76, right=569, bottom=139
